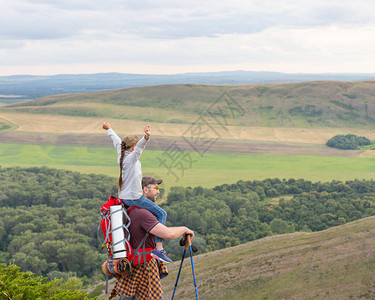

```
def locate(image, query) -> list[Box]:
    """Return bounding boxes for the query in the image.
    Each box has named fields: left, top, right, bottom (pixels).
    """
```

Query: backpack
left=98, top=195, right=154, bottom=291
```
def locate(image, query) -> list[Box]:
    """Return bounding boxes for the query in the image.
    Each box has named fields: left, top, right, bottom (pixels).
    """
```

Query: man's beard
left=147, top=194, right=156, bottom=202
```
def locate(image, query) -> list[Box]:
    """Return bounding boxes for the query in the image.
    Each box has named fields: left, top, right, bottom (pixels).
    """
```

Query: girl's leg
left=123, top=197, right=167, bottom=244
left=138, top=196, right=167, bottom=226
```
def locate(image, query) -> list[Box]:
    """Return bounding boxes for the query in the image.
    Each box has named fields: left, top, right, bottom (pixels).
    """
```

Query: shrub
left=326, top=134, right=371, bottom=150
left=0, top=264, right=93, bottom=300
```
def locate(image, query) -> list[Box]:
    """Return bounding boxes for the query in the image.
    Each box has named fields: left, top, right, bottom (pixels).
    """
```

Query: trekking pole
left=171, top=234, right=199, bottom=300
left=171, top=246, right=186, bottom=300
left=186, top=234, right=199, bottom=300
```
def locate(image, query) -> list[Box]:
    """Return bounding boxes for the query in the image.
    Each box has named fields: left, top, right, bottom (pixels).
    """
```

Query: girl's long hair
left=118, top=141, right=126, bottom=192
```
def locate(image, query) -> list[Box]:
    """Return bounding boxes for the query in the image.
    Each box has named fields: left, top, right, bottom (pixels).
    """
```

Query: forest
left=1, top=166, right=375, bottom=283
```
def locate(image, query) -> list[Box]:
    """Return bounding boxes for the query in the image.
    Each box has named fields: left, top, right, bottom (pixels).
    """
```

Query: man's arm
left=149, top=223, right=194, bottom=240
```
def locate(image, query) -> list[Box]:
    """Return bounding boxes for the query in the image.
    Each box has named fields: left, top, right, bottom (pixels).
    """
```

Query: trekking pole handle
left=184, top=234, right=192, bottom=250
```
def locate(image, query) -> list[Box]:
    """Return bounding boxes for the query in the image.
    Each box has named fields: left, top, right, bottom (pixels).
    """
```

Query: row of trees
left=2, top=167, right=375, bottom=281
left=162, top=178, right=375, bottom=253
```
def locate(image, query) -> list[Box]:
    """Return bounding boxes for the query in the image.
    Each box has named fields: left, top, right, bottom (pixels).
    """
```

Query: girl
left=102, top=121, right=172, bottom=263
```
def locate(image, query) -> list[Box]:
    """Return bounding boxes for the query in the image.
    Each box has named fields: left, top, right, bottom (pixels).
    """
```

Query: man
left=110, top=176, right=194, bottom=300
left=141, top=176, right=162, bottom=203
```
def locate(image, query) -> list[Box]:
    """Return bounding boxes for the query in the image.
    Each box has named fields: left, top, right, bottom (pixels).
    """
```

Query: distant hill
left=0, top=71, right=374, bottom=103
left=95, top=216, right=375, bottom=299
left=4, top=81, right=375, bottom=128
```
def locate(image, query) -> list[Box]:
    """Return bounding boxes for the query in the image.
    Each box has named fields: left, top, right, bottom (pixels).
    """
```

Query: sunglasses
left=147, top=185, right=159, bottom=191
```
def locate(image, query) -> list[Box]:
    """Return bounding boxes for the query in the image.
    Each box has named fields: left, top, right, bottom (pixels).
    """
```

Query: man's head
left=142, top=176, right=162, bottom=202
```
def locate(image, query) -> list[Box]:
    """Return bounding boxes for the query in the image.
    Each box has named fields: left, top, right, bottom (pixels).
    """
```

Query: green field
left=2, top=81, right=375, bottom=192
left=1, top=143, right=375, bottom=192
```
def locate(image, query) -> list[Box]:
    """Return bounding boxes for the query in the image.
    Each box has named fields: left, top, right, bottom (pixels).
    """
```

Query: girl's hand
left=144, top=125, right=151, bottom=139
left=102, top=121, right=111, bottom=130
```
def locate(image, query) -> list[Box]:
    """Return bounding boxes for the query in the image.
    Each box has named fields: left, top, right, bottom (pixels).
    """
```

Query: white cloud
left=1, top=0, right=375, bottom=75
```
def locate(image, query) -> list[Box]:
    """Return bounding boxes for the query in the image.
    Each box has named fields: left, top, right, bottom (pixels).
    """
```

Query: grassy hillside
left=1, top=72, right=374, bottom=103
left=3, top=81, right=375, bottom=128
left=95, top=216, right=375, bottom=299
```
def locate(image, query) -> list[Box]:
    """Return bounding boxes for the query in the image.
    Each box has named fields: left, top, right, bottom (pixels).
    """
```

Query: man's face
left=143, top=184, right=160, bottom=202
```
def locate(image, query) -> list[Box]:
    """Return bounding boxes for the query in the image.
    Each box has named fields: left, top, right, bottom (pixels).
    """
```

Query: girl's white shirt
left=106, top=128, right=148, bottom=200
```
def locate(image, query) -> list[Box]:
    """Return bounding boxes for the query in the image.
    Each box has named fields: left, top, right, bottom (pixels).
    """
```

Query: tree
left=0, top=264, right=92, bottom=300
left=326, top=134, right=371, bottom=150
left=270, top=218, right=288, bottom=234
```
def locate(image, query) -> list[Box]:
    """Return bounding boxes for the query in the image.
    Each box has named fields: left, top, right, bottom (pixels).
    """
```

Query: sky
left=1, top=0, right=375, bottom=76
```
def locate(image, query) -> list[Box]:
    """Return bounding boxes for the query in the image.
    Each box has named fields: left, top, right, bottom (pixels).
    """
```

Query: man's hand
left=185, top=229, right=195, bottom=239
left=144, top=125, right=151, bottom=140
left=102, top=121, right=111, bottom=130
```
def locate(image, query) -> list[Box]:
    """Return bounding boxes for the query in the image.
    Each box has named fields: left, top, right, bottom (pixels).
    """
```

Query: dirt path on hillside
left=0, top=132, right=362, bottom=157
